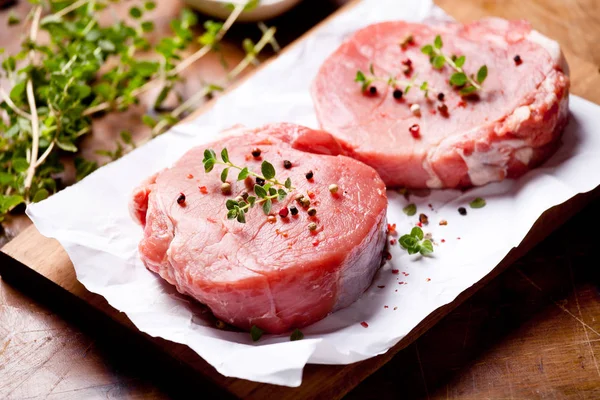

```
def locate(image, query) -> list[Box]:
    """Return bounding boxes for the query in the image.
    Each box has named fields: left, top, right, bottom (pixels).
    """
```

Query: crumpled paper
left=27, top=0, right=600, bottom=387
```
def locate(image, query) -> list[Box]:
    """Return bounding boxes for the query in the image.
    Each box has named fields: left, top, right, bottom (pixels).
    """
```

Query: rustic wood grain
left=2, top=0, right=600, bottom=399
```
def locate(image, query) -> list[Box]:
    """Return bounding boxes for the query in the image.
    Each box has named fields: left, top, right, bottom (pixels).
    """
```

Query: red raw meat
left=310, top=18, right=570, bottom=188
left=130, top=123, right=388, bottom=334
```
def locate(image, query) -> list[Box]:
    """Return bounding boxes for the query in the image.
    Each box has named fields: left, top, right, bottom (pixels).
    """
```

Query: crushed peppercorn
left=439, top=219, right=448, bottom=226
left=186, top=173, right=194, bottom=179
left=199, top=186, right=208, bottom=194
left=177, top=193, right=186, bottom=205
left=458, top=207, right=467, bottom=216
left=283, top=160, right=292, bottom=169
left=437, top=103, right=449, bottom=116
left=251, top=148, right=262, bottom=158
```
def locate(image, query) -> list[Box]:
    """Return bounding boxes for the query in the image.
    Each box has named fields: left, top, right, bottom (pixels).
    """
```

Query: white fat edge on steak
left=527, top=30, right=570, bottom=76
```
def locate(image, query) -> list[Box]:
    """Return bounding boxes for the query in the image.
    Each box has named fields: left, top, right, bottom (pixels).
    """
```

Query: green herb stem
left=215, top=159, right=293, bottom=190
left=52, top=0, right=92, bottom=20
left=172, top=3, right=245, bottom=75
left=434, top=49, right=481, bottom=90
left=150, top=26, right=277, bottom=137
left=0, top=86, right=31, bottom=119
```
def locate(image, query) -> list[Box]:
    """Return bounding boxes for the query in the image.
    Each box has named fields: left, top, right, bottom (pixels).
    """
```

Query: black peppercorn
left=458, top=207, right=467, bottom=216
left=256, top=177, right=265, bottom=186
left=513, top=55, right=522, bottom=66
left=251, top=148, right=262, bottom=158
left=369, top=86, right=377, bottom=95
left=290, top=206, right=299, bottom=216
left=305, top=170, right=314, bottom=180
left=393, top=89, right=403, bottom=100
left=177, top=193, right=186, bottom=205
left=283, top=160, right=292, bottom=169
left=437, top=92, right=445, bottom=101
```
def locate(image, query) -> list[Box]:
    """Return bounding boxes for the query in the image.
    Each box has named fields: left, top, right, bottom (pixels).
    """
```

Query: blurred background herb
left=0, top=0, right=277, bottom=223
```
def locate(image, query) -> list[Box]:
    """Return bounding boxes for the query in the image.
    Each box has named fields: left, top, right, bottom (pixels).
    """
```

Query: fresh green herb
left=399, top=227, right=434, bottom=256
left=355, top=64, right=431, bottom=98
left=0, top=0, right=277, bottom=222
left=7, top=12, right=20, bottom=26
left=421, top=35, right=488, bottom=95
left=250, top=325, right=263, bottom=342
left=469, top=197, right=486, bottom=209
left=290, top=328, right=304, bottom=341
left=402, top=203, right=417, bottom=216
left=202, top=148, right=294, bottom=223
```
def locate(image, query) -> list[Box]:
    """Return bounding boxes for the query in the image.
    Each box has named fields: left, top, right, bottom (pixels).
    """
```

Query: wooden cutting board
left=2, top=1, right=600, bottom=399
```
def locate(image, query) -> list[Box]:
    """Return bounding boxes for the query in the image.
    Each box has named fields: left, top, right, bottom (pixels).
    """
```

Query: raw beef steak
left=130, top=123, right=388, bottom=334
left=310, top=18, right=570, bottom=188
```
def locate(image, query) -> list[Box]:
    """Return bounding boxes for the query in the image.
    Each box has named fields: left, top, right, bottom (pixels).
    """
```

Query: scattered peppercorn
left=283, top=160, right=292, bottom=169
left=419, top=213, right=429, bottom=225
left=251, top=148, right=262, bottom=158
left=256, top=177, right=265, bottom=186
left=177, top=193, right=186, bottom=205
left=308, top=222, right=317, bottom=231
left=235, top=195, right=244, bottom=203
left=458, top=207, right=467, bottom=216
left=437, top=92, right=445, bottom=101
left=186, top=173, right=194, bottom=179
left=307, top=207, right=317, bottom=217
left=514, top=55, right=522, bottom=66
left=329, top=183, right=339, bottom=194
left=410, top=103, right=421, bottom=117
left=220, top=182, right=231, bottom=195
left=402, top=58, right=412, bottom=67
left=409, top=124, right=420, bottom=138
left=267, top=215, right=277, bottom=223
left=199, top=186, right=208, bottom=194
left=360, top=321, right=369, bottom=328
left=241, top=192, right=249, bottom=200
left=437, top=103, right=449, bottom=116
left=369, top=86, right=377, bottom=95
left=290, top=205, right=299, bottom=216
left=439, top=219, right=448, bottom=226
left=215, top=320, right=225, bottom=329
left=279, top=207, right=289, bottom=218
left=393, top=89, right=403, bottom=100
left=305, top=170, right=314, bottom=180
left=300, top=197, right=311, bottom=208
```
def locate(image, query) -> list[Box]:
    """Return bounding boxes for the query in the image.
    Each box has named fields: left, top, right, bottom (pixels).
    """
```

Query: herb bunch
left=202, top=148, right=293, bottom=223
left=421, top=35, right=488, bottom=96
left=0, top=0, right=276, bottom=222
left=399, top=227, right=433, bottom=256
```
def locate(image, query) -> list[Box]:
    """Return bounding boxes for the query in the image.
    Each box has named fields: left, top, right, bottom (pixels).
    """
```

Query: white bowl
left=182, top=0, right=303, bottom=22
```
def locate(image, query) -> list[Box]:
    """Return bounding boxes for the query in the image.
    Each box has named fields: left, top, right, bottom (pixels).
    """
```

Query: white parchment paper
left=26, top=0, right=600, bottom=387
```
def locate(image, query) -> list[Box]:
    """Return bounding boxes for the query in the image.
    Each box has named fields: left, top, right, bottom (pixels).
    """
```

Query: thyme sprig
left=355, top=64, right=431, bottom=97
left=202, top=148, right=293, bottom=223
left=399, top=227, right=433, bottom=256
left=421, top=35, right=488, bottom=96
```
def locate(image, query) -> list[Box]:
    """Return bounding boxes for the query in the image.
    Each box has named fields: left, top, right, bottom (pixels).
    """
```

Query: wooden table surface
left=2, top=0, right=600, bottom=399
